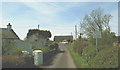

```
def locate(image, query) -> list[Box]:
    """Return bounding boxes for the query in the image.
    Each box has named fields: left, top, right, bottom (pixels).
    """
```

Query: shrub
left=13, top=48, right=24, bottom=55
left=73, top=41, right=88, bottom=56
left=89, top=46, right=118, bottom=68
left=33, top=46, right=50, bottom=53
left=2, top=55, right=37, bottom=68
left=49, top=42, right=59, bottom=50
left=2, top=55, right=26, bottom=68
left=2, top=41, right=15, bottom=55
left=112, top=41, right=118, bottom=47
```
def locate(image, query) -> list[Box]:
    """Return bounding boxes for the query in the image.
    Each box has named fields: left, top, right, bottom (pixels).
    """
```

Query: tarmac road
left=41, top=43, right=76, bottom=68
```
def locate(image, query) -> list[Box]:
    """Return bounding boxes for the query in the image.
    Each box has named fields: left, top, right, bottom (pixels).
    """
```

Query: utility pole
left=71, top=32, right=72, bottom=36
left=75, top=25, right=77, bottom=40
left=80, top=22, right=83, bottom=34
left=38, top=25, right=40, bottom=29
left=80, top=22, right=83, bottom=41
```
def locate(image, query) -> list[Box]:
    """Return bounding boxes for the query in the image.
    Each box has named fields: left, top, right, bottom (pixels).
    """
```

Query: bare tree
left=103, top=14, right=112, bottom=33
left=81, top=8, right=112, bottom=37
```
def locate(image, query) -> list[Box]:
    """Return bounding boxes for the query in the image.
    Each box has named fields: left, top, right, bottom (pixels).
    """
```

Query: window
left=35, top=39, right=37, bottom=42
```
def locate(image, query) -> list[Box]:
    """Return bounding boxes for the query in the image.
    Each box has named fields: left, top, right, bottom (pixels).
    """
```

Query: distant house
left=54, top=35, right=73, bottom=42
left=26, top=29, right=52, bottom=47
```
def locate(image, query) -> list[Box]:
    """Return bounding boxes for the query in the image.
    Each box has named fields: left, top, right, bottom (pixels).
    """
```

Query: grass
left=68, top=43, right=89, bottom=68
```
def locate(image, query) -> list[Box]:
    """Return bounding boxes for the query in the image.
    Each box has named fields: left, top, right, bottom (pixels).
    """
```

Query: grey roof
left=0, top=28, right=20, bottom=39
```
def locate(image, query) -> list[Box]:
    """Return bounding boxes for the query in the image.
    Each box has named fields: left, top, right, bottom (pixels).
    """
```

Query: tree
left=13, top=48, right=24, bottom=55
left=98, top=29, right=116, bottom=45
left=81, top=8, right=112, bottom=37
left=103, top=14, right=112, bottom=34
left=2, top=41, right=15, bottom=55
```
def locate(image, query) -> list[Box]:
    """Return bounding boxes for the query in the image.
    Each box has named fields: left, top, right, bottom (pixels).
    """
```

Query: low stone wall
left=43, top=50, right=58, bottom=65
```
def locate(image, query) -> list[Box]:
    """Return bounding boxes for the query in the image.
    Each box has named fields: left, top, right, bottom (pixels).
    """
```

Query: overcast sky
left=1, top=2, right=118, bottom=40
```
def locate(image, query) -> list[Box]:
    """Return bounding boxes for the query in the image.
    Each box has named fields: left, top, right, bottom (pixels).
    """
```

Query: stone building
left=54, top=35, right=73, bottom=42
left=26, top=29, right=52, bottom=47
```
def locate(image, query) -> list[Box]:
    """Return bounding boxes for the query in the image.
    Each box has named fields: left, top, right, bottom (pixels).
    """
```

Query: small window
left=35, top=39, right=37, bottom=42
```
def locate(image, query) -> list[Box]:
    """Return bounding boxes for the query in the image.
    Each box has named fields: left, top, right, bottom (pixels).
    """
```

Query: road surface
left=41, top=43, right=76, bottom=68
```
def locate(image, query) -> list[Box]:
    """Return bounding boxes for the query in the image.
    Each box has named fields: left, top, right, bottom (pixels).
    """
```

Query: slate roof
left=0, top=28, right=20, bottom=39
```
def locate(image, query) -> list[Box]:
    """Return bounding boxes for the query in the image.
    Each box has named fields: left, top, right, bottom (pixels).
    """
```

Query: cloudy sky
left=1, top=2, right=118, bottom=40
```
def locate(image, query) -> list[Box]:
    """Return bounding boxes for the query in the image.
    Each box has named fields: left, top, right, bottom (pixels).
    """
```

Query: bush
left=2, top=55, right=37, bottom=68
left=80, top=45, right=118, bottom=68
left=69, top=38, right=118, bottom=68
left=49, top=42, right=59, bottom=50
left=2, top=55, right=26, bottom=68
left=73, top=40, right=88, bottom=56
left=88, top=46, right=118, bottom=68
left=2, top=41, right=15, bottom=55
left=13, top=48, right=24, bottom=55
left=33, top=46, right=51, bottom=54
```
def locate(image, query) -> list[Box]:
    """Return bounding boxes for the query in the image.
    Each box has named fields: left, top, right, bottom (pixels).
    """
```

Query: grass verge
left=67, top=43, right=89, bottom=68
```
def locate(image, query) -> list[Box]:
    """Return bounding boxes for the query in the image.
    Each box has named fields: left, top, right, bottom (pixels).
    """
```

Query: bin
left=33, top=50, right=43, bottom=65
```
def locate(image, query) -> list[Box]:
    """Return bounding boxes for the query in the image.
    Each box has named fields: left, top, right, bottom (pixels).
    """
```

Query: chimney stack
left=7, top=23, right=12, bottom=30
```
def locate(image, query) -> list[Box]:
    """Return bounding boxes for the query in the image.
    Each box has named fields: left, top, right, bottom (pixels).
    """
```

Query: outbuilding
left=54, top=35, right=73, bottom=43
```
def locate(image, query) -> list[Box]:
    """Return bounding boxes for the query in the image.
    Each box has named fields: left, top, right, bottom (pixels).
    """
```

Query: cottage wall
left=3, top=40, right=32, bottom=55
left=27, top=34, right=47, bottom=47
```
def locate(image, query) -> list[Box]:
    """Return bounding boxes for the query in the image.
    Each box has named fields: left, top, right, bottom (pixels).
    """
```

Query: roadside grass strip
left=68, top=45, right=89, bottom=68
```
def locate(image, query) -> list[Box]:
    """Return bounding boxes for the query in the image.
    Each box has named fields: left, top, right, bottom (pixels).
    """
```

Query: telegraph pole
left=38, top=25, right=40, bottom=29
left=71, top=32, right=72, bottom=36
left=75, top=25, right=77, bottom=40
left=80, top=22, right=83, bottom=41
